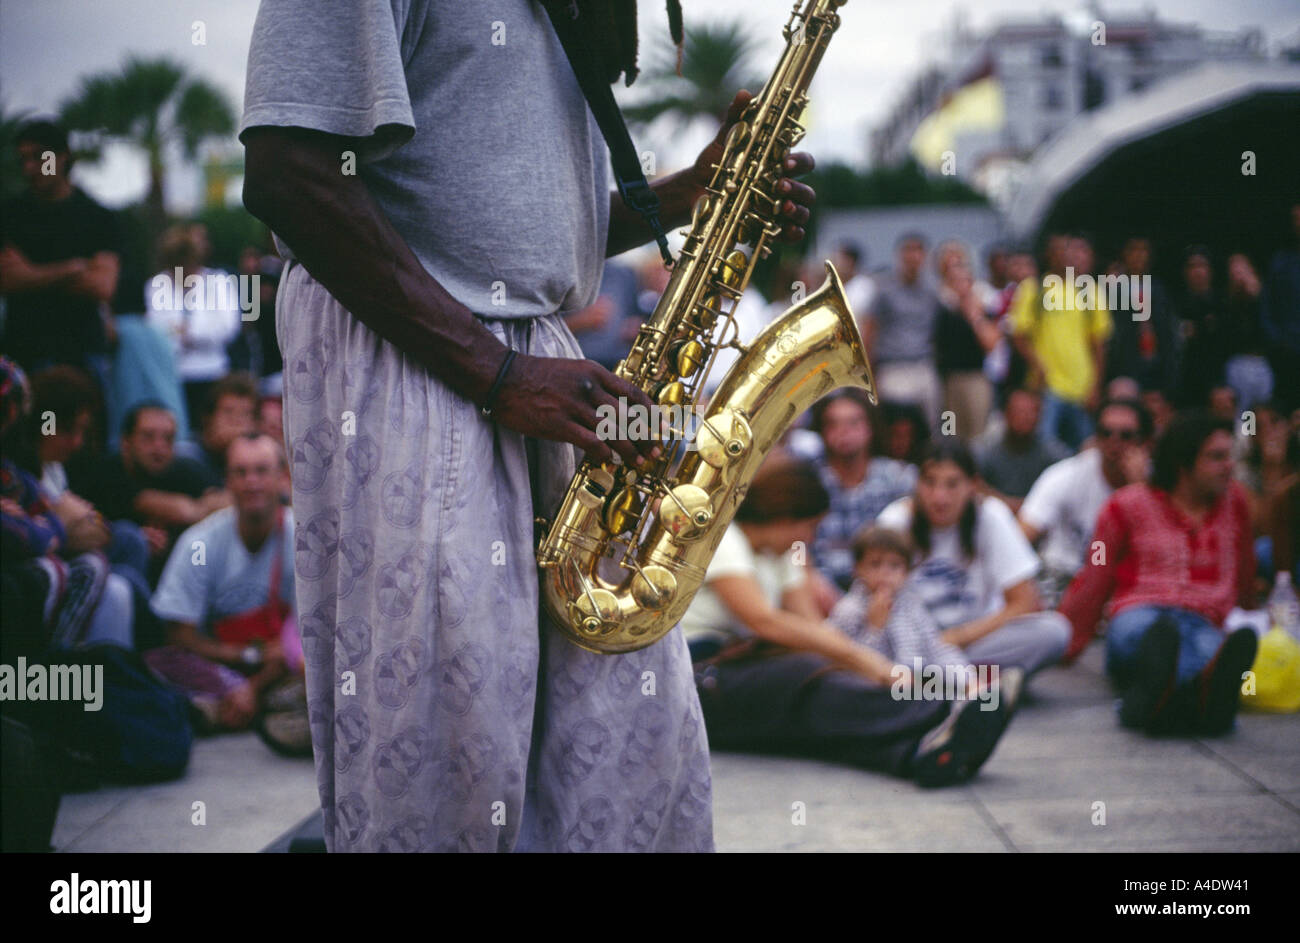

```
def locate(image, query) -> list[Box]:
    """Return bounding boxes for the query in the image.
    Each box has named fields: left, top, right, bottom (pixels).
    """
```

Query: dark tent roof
left=1007, top=63, right=1300, bottom=265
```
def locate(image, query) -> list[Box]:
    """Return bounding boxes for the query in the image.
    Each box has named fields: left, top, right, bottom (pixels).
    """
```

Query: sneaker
left=993, top=666, right=1026, bottom=721
left=1118, top=617, right=1180, bottom=731
left=911, top=690, right=1014, bottom=788
left=256, top=709, right=314, bottom=758
left=261, top=675, right=307, bottom=714
left=1196, top=628, right=1258, bottom=736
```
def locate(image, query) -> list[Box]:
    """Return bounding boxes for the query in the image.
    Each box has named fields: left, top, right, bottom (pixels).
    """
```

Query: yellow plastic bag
left=1242, top=628, right=1300, bottom=713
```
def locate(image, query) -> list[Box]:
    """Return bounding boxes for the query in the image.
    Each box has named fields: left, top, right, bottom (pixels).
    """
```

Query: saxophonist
left=240, top=0, right=816, bottom=852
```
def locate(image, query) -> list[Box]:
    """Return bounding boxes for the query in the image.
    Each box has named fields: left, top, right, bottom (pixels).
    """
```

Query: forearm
left=68, top=256, right=119, bottom=303
left=135, top=490, right=205, bottom=528
left=605, top=167, right=706, bottom=258
left=166, top=624, right=241, bottom=665
left=0, top=256, right=83, bottom=294
left=754, top=610, right=894, bottom=682
left=1012, top=335, right=1041, bottom=374
left=940, top=596, right=1036, bottom=648
left=243, top=129, right=506, bottom=405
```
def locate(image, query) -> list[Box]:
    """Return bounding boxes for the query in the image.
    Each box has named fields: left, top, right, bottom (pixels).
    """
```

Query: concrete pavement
left=51, top=641, right=1300, bottom=852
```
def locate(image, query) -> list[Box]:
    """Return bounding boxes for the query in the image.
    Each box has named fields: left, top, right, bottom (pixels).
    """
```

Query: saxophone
left=537, top=0, right=874, bottom=654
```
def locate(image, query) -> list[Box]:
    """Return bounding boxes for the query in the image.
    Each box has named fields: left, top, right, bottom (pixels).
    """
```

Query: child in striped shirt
left=829, top=526, right=976, bottom=692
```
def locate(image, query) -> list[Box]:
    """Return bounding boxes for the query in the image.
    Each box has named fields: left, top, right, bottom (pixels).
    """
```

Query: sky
left=2, top=0, right=1297, bottom=211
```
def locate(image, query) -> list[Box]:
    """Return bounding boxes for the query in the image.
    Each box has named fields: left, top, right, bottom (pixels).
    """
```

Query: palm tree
left=622, top=20, right=765, bottom=132
left=59, top=56, right=235, bottom=235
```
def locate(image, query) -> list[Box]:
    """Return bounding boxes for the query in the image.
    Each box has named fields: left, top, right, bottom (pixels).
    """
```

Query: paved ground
left=52, top=641, right=1300, bottom=852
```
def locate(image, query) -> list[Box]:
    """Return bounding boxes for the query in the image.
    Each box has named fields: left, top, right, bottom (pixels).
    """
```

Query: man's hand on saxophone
left=606, top=90, right=818, bottom=256
left=691, top=90, right=817, bottom=243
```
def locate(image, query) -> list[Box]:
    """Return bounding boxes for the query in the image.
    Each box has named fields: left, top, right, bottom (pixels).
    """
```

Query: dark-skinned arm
left=241, top=126, right=656, bottom=468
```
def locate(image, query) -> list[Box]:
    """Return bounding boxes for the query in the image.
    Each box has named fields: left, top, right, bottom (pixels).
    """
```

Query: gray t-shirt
left=240, top=0, right=611, bottom=318
left=866, top=273, right=940, bottom=364
left=151, top=507, right=296, bottom=636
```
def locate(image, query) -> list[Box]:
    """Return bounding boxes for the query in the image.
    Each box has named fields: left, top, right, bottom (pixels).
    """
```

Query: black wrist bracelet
left=480, top=347, right=518, bottom=418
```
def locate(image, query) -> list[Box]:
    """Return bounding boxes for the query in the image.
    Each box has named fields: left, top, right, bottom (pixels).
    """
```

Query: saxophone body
left=537, top=0, right=874, bottom=654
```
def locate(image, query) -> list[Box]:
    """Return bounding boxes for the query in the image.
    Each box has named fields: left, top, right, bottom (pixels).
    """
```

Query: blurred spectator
left=145, top=224, right=243, bottom=424
left=1019, top=396, right=1153, bottom=607
left=26, top=365, right=161, bottom=643
left=1237, top=401, right=1298, bottom=548
left=878, top=401, right=931, bottom=465
left=1, top=357, right=133, bottom=651
left=1271, top=466, right=1300, bottom=583
left=1261, top=204, right=1300, bottom=410
left=259, top=393, right=284, bottom=448
left=1223, top=253, right=1272, bottom=413
left=72, top=401, right=228, bottom=545
left=934, top=251, right=999, bottom=438
left=0, top=118, right=121, bottom=389
left=179, top=372, right=259, bottom=487
left=682, top=456, right=1017, bottom=788
left=563, top=260, right=639, bottom=371
left=227, top=251, right=284, bottom=380
left=1208, top=385, right=1237, bottom=423
left=1058, top=413, right=1257, bottom=737
left=1142, top=388, right=1174, bottom=438
left=1011, top=233, right=1112, bottom=450
left=1175, top=245, right=1229, bottom=409
left=984, top=244, right=1011, bottom=297
left=1104, top=236, right=1179, bottom=397
left=976, top=387, right=1070, bottom=514
left=987, top=246, right=1036, bottom=401
left=809, top=389, right=916, bottom=593
left=876, top=440, right=1069, bottom=677
left=863, top=232, right=941, bottom=427
left=828, top=527, right=984, bottom=699
left=832, top=241, right=876, bottom=319
left=1106, top=376, right=1141, bottom=401
left=145, top=433, right=298, bottom=732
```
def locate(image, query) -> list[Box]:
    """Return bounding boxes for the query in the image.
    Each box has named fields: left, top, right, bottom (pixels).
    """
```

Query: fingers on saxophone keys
left=784, top=151, right=815, bottom=176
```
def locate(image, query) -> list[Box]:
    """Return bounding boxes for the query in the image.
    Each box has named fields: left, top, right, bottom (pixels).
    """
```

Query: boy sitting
left=829, top=526, right=983, bottom=698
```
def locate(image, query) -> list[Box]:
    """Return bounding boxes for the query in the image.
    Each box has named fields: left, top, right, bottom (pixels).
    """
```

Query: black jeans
left=693, top=646, right=949, bottom=776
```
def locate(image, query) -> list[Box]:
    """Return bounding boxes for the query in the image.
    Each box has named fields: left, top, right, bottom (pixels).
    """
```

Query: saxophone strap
left=542, top=0, right=675, bottom=268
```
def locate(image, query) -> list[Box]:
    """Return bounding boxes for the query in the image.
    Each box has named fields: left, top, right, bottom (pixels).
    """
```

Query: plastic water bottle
left=1267, top=572, right=1300, bottom=640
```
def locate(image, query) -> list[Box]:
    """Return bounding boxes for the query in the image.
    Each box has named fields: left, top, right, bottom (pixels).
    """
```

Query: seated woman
left=876, top=440, right=1069, bottom=677
left=682, top=454, right=1020, bottom=788
left=0, top=357, right=133, bottom=654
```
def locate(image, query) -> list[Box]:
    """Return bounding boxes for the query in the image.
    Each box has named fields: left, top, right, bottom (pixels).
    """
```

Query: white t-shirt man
left=875, top=495, right=1040, bottom=630
left=145, top=267, right=243, bottom=383
left=1019, top=448, right=1113, bottom=575
left=679, top=523, right=806, bottom=646
left=151, top=506, right=295, bottom=636
left=845, top=272, right=876, bottom=321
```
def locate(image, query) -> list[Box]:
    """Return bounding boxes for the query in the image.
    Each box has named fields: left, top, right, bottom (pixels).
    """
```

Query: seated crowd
left=2, top=115, right=1298, bottom=798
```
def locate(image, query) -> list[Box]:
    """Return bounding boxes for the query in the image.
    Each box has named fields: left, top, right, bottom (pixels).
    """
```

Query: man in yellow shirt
left=1010, top=233, right=1113, bottom=449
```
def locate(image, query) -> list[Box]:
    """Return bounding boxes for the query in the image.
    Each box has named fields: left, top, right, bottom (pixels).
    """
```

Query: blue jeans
left=1106, top=606, right=1225, bottom=686
left=1039, top=391, right=1092, bottom=451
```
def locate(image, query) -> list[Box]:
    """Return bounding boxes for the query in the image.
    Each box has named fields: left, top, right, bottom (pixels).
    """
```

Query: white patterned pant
left=277, top=263, right=714, bottom=852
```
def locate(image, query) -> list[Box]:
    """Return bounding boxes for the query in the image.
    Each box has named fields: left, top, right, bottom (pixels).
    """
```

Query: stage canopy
left=1006, top=62, right=1300, bottom=274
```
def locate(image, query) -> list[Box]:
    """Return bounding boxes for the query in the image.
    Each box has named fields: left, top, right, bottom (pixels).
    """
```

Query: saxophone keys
left=570, top=589, right=621, bottom=639
left=631, top=565, right=677, bottom=611
left=603, top=486, right=642, bottom=535
left=655, top=380, right=686, bottom=407
left=718, top=250, right=749, bottom=288
left=673, top=340, right=707, bottom=377
left=695, top=408, right=753, bottom=470
left=658, top=484, right=713, bottom=541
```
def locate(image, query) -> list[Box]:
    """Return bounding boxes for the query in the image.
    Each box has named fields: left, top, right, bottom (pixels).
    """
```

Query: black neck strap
left=542, top=1, right=674, bottom=268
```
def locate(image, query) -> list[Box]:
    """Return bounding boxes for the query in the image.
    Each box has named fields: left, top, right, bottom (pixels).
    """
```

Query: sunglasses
left=1097, top=426, right=1140, bottom=442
